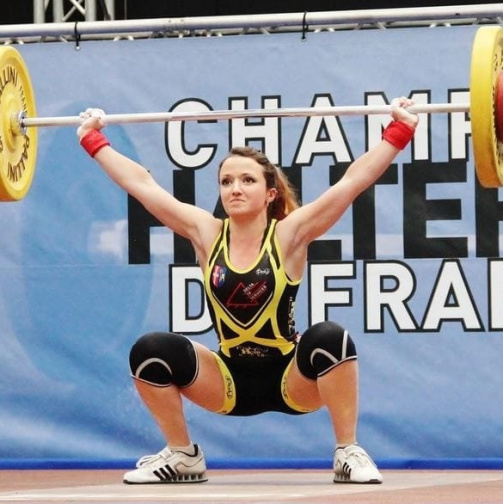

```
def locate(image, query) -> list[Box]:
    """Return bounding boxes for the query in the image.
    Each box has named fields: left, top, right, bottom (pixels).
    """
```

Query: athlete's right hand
left=77, top=108, right=107, bottom=140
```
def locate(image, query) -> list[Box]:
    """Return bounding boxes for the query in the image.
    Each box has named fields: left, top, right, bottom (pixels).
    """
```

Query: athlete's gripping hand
left=77, top=108, right=107, bottom=141
left=77, top=108, right=110, bottom=158
left=390, top=97, right=419, bottom=129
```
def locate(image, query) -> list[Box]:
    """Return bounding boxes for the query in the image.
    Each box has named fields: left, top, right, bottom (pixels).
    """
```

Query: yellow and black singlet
left=204, top=218, right=301, bottom=359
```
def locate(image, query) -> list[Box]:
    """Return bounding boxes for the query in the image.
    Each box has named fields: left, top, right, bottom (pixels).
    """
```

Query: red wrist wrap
left=382, top=121, right=415, bottom=150
left=80, top=129, right=110, bottom=157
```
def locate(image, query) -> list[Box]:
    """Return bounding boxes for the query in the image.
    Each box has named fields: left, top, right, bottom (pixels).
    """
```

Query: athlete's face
left=219, top=156, right=277, bottom=218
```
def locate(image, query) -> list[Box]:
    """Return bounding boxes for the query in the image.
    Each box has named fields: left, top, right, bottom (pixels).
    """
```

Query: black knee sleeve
left=129, top=332, right=199, bottom=387
left=296, top=321, right=357, bottom=380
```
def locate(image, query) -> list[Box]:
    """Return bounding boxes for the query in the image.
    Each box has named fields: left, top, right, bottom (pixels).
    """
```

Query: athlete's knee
left=296, top=321, right=357, bottom=380
left=129, top=332, right=199, bottom=387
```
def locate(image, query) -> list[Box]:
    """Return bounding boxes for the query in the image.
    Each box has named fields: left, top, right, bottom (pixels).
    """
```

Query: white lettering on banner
left=449, top=90, right=471, bottom=160
left=230, top=97, right=281, bottom=164
left=166, top=99, right=217, bottom=168
left=309, top=262, right=355, bottom=325
left=364, top=261, right=418, bottom=331
left=422, top=260, right=483, bottom=331
left=489, top=260, right=503, bottom=330
left=165, top=90, right=472, bottom=169
left=170, top=265, right=212, bottom=333
left=311, top=259, right=495, bottom=333
left=159, top=91, right=502, bottom=337
left=170, top=259, right=502, bottom=335
left=366, top=91, right=430, bottom=159
left=366, top=90, right=470, bottom=160
left=294, top=94, right=352, bottom=164
left=366, top=93, right=399, bottom=151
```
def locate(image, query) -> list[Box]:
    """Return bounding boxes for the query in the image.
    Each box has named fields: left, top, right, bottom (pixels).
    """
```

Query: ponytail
left=268, top=165, right=299, bottom=220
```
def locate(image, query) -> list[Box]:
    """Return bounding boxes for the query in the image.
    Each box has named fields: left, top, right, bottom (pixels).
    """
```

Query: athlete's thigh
left=181, top=342, right=227, bottom=412
left=285, top=357, right=323, bottom=411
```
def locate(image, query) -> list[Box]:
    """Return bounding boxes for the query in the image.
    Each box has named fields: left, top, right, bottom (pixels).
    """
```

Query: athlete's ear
left=267, top=187, right=277, bottom=204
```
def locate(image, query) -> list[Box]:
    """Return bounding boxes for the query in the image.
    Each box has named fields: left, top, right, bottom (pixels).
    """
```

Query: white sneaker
left=123, top=445, right=208, bottom=484
left=333, top=444, right=383, bottom=484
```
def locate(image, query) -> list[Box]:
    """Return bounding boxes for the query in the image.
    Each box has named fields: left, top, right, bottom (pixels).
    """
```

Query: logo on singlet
left=227, top=281, right=268, bottom=308
left=212, top=265, right=227, bottom=287
left=255, top=267, right=271, bottom=276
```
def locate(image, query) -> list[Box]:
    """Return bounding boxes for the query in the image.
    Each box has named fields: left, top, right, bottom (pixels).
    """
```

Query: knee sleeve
left=129, top=332, right=199, bottom=387
left=296, top=321, right=357, bottom=380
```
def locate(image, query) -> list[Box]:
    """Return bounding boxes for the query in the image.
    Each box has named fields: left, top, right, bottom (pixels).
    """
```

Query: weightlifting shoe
left=123, top=444, right=207, bottom=484
left=333, top=444, right=383, bottom=484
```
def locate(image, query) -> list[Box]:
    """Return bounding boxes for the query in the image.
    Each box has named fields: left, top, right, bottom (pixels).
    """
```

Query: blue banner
left=1, top=25, right=502, bottom=466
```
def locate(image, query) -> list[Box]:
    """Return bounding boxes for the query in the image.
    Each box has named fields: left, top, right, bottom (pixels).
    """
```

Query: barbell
left=1, top=26, right=503, bottom=202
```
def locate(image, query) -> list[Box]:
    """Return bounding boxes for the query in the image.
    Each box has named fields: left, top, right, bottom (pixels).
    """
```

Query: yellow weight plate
left=470, top=26, right=503, bottom=188
left=496, top=71, right=503, bottom=141
left=0, top=46, right=37, bottom=201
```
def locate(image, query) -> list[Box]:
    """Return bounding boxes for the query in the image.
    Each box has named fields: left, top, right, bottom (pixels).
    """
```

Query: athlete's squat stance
left=78, top=97, right=418, bottom=484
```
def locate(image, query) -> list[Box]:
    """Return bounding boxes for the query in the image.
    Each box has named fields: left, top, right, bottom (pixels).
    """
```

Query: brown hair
left=218, top=146, right=300, bottom=220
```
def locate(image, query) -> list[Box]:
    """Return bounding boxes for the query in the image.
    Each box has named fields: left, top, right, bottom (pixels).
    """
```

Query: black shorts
left=215, top=348, right=309, bottom=416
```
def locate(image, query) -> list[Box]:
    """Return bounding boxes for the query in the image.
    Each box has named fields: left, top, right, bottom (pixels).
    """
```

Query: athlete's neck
left=227, top=215, right=268, bottom=243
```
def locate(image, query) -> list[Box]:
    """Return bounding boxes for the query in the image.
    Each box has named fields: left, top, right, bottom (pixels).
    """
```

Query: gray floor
left=1, top=469, right=503, bottom=503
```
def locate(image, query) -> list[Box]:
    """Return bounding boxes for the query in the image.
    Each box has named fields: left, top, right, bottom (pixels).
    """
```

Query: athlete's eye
left=243, top=176, right=255, bottom=184
left=220, top=178, right=231, bottom=186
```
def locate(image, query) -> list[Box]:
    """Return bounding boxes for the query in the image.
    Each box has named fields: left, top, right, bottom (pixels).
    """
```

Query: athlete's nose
left=231, top=179, right=242, bottom=193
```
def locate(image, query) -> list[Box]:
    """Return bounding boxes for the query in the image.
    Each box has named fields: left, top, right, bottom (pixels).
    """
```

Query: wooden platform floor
left=1, top=469, right=503, bottom=503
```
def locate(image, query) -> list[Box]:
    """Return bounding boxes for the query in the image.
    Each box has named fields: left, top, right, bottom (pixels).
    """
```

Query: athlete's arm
left=77, top=111, right=222, bottom=260
left=276, top=97, right=418, bottom=276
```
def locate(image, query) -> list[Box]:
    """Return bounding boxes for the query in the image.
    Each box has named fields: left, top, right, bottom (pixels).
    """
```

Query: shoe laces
left=136, top=447, right=173, bottom=468
left=344, top=447, right=375, bottom=468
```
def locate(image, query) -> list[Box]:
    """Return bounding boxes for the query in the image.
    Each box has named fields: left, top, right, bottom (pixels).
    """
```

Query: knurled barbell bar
left=1, top=26, right=503, bottom=202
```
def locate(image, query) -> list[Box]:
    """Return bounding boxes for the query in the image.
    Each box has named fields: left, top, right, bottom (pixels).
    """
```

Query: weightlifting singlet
left=204, top=219, right=301, bottom=358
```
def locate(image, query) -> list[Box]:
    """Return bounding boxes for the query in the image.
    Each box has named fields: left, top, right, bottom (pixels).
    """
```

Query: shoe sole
left=333, top=476, right=382, bottom=484
left=124, top=473, right=208, bottom=484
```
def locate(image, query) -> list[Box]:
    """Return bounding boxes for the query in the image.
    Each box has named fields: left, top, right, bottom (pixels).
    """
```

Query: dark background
left=1, top=1, right=502, bottom=25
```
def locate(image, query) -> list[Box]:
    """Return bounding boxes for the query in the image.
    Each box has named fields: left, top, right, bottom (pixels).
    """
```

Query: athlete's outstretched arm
left=77, top=110, right=221, bottom=258
left=278, top=97, right=418, bottom=249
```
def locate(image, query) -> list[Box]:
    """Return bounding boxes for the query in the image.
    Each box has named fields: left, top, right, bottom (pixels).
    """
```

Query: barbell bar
left=1, top=25, right=503, bottom=202
left=18, top=103, right=470, bottom=129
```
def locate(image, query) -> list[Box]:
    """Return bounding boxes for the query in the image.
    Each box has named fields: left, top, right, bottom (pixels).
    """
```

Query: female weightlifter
left=77, top=97, right=418, bottom=484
